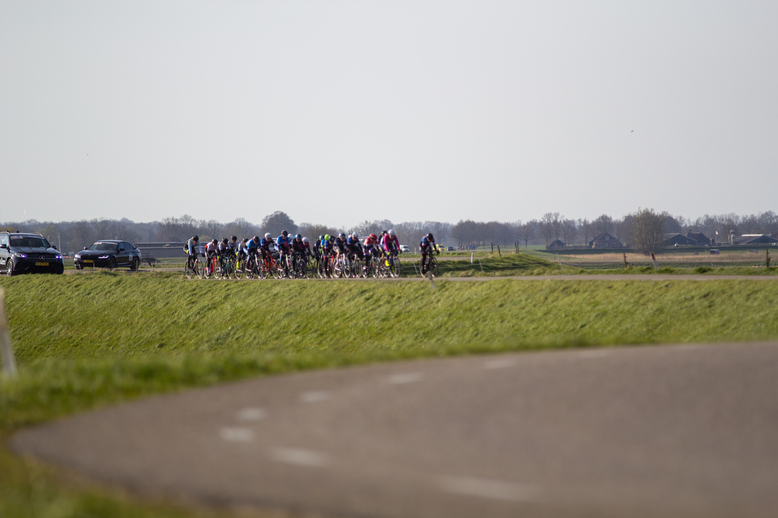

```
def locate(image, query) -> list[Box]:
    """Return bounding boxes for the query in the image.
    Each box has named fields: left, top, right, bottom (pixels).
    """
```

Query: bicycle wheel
left=429, top=257, right=438, bottom=277
left=203, top=258, right=212, bottom=279
left=194, top=259, right=204, bottom=279
left=184, top=259, right=195, bottom=279
left=392, top=256, right=402, bottom=277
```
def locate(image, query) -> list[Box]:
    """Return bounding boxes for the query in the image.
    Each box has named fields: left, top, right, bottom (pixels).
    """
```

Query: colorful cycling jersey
left=205, top=242, right=218, bottom=256
left=346, top=236, right=363, bottom=255
left=321, top=238, right=334, bottom=252
left=334, top=237, right=347, bottom=253
left=247, top=239, right=261, bottom=254
left=420, top=236, right=436, bottom=252
left=382, top=234, right=400, bottom=252
left=218, top=242, right=236, bottom=255
left=292, top=239, right=308, bottom=254
left=259, top=237, right=274, bottom=251
left=186, top=238, right=199, bottom=255
left=276, top=235, right=291, bottom=251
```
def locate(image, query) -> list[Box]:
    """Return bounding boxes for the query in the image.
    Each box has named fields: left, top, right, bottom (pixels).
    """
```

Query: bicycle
left=419, top=253, right=438, bottom=278
left=221, top=252, right=237, bottom=280
left=203, top=254, right=220, bottom=279
left=184, top=253, right=204, bottom=279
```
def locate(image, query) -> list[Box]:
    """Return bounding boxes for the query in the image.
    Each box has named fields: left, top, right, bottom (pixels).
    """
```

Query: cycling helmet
left=253, top=235, right=260, bottom=242
left=370, top=233, right=377, bottom=240
left=352, top=232, right=359, bottom=239
left=282, top=230, right=288, bottom=237
left=296, top=233, right=302, bottom=240
left=324, top=234, right=330, bottom=241
left=318, top=235, right=323, bottom=240
left=428, top=233, right=434, bottom=240
left=231, top=235, right=237, bottom=241
left=193, top=235, right=199, bottom=241
left=212, top=239, right=217, bottom=244
left=222, top=238, right=228, bottom=244
left=264, top=233, right=272, bottom=240
left=388, top=229, right=395, bottom=237
left=303, top=237, right=309, bottom=243
left=339, top=232, right=346, bottom=239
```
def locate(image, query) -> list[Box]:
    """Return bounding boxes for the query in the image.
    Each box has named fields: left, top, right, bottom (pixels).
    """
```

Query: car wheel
left=109, top=257, right=117, bottom=271
left=131, top=257, right=140, bottom=271
left=6, top=259, right=14, bottom=277
left=75, top=263, right=82, bottom=270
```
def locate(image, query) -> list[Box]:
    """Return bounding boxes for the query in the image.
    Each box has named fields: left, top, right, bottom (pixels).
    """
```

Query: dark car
left=0, top=232, right=65, bottom=276
left=74, top=240, right=142, bottom=270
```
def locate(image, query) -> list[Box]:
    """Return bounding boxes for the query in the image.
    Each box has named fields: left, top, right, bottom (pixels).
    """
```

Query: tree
left=261, top=211, right=297, bottom=237
left=593, top=214, right=614, bottom=236
left=561, top=219, right=577, bottom=245
left=223, top=218, right=257, bottom=239
left=516, top=221, right=535, bottom=248
left=630, top=208, right=666, bottom=255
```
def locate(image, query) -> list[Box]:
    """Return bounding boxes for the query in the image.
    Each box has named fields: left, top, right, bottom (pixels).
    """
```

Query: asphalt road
left=12, top=342, right=778, bottom=518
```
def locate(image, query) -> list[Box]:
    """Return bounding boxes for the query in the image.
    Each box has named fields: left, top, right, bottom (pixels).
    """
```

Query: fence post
left=497, top=245, right=501, bottom=257
left=767, top=250, right=771, bottom=268
left=0, top=288, right=17, bottom=377
left=490, top=242, right=494, bottom=253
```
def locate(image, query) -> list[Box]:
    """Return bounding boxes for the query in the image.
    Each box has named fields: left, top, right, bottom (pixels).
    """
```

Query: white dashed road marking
left=299, top=391, right=331, bottom=403
left=220, top=427, right=255, bottom=443
left=387, top=372, right=424, bottom=385
left=437, top=476, right=539, bottom=502
left=483, top=358, right=516, bottom=369
left=577, top=350, right=611, bottom=359
left=271, top=448, right=329, bottom=468
left=237, top=408, right=266, bottom=421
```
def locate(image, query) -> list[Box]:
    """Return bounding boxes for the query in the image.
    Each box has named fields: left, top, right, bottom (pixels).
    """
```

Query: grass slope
left=2, top=273, right=778, bottom=518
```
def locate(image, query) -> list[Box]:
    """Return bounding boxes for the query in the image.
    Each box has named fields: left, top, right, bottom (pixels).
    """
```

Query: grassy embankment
left=2, top=269, right=778, bottom=518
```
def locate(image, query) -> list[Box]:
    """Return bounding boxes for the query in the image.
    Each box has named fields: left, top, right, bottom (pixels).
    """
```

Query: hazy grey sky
left=2, top=0, right=776, bottom=227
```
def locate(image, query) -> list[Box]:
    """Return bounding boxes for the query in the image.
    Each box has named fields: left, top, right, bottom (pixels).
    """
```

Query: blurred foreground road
left=12, top=342, right=778, bottom=518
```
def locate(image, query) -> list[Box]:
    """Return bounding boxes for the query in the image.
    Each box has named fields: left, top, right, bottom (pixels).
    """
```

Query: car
left=400, top=245, right=410, bottom=253
left=74, top=240, right=142, bottom=270
left=447, top=246, right=456, bottom=251
left=0, top=232, right=65, bottom=276
left=434, top=244, right=445, bottom=253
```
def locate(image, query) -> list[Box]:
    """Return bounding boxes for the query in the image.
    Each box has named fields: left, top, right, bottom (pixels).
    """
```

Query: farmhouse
left=547, top=239, right=566, bottom=249
left=686, top=230, right=711, bottom=246
left=734, top=234, right=778, bottom=245
left=589, top=233, right=622, bottom=249
left=664, top=233, right=696, bottom=246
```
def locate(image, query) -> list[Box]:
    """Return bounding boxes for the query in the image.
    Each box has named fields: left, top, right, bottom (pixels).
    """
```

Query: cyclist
left=258, top=233, right=272, bottom=260
left=334, top=232, right=348, bottom=258
left=346, top=232, right=363, bottom=264
left=382, top=229, right=400, bottom=269
left=218, top=238, right=236, bottom=273
left=291, top=234, right=307, bottom=274
left=420, top=232, right=439, bottom=274
left=363, top=233, right=381, bottom=272
left=276, top=230, right=292, bottom=274
left=204, top=239, right=219, bottom=274
left=320, top=234, right=334, bottom=276
left=185, top=235, right=200, bottom=269
left=313, top=235, right=323, bottom=261
left=237, top=238, right=249, bottom=267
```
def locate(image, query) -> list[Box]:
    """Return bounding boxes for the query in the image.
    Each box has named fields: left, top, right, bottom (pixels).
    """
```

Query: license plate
left=84, top=260, right=93, bottom=263
left=36, top=262, right=49, bottom=266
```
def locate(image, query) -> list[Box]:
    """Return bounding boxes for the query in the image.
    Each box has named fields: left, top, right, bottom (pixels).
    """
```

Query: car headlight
left=75, top=254, right=81, bottom=259
left=56, top=255, right=63, bottom=260
left=13, top=253, right=26, bottom=259
left=98, top=255, right=109, bottom=259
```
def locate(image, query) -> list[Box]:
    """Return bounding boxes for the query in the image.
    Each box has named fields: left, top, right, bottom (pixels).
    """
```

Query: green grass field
left=2, top=268, right=778, bottom=518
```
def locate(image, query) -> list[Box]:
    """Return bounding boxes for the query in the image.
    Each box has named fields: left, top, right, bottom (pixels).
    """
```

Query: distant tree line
left=2, top=209, right=775, bottom=255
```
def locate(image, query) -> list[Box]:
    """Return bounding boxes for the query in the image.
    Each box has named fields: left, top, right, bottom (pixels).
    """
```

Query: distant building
left=686, top=230, right=711, bottom=246
left=547, top=239, right=566, bottom=249
left=589, top=233, right=622, bottom=249
left=664, top=233, right=697, bottom=246
left=733, top=234, right=778, bottom=245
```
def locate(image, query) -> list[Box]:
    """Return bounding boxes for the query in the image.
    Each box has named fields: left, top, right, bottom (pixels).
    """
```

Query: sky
left=1, top=0, right=776, bottom=228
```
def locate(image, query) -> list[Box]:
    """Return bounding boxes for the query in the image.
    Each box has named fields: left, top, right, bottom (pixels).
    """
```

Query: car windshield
left=9, top=236, right=50, bottom=248
left=88, top=242, right=118, bottom=251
